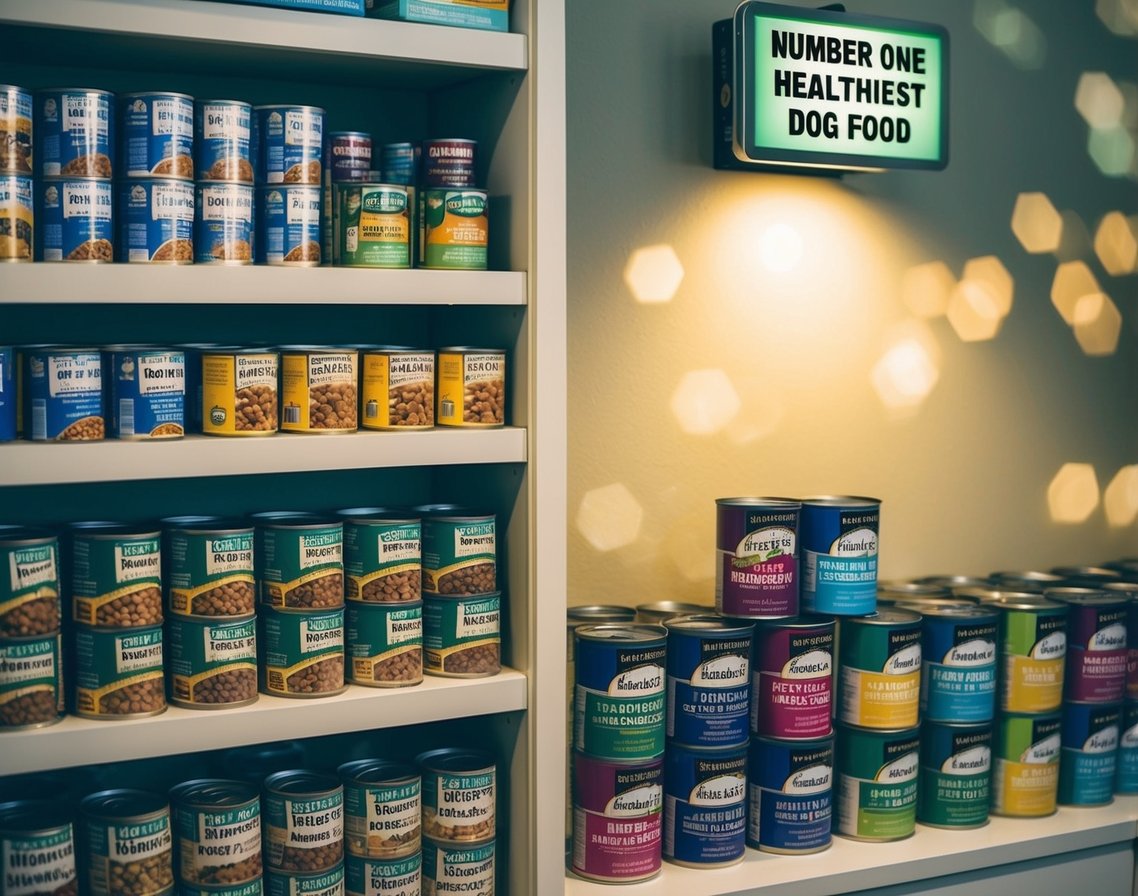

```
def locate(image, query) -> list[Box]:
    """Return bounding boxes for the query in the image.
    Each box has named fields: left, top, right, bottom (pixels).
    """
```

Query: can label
left=346, top=853, right=420, bottom=896
left=201, top=350, right=278, bottom=435
left=662, top=746, right=746, bottom=865
left=752, top=620, right=833, bottom=739
left=920, top=611, right=997, bottom=722
left=0, top=346, right=13, bottom=437
left=168, top=527, right=256, bottom=617
left=835, top=726, right=918, bottom=840
left=1058, top=702, right=1120, bottom=806
left=194, top=182, right=253, bottom=263
left=0, top=634, right=62, bottom=728
left=264, top=789, right=343, bottom=872
left=38, top=89, right=113, bottom=177
left=838, top=616, right=921, bottom=729
left=1000, top=607, right=1066, bottom=712
left=1, top=823, right=76, bottom=896
left=119, top=179, right=194, bottom=263
left=421, top=189, right=487, bottom=270
left=574, top=636, right=666, bottom=760
left=1115, top=701, right=1138, bottom=794
left=346, top=601, right=422, bottom=687
left=436, top=351, right=504, bottom=428
left=423, top=593, right=500, bottom=677
left=109, top=348, right=185, bottom=438
left=747, top=736, right=832, bottom=853
left=715, top=501, right=799, bottom=618
left=917, top=722, right=991, bottom=828
left=344, top=518, right=421, bottom=602
left=421, top=764, right=495, bottom=843
left=74, top=626, right=166, bottom=718
left=421, top=841, right=493, bottom=895
left=167, top=615, right=258, bottom=708
left=0, top=87, right=33, bottom=174
left=26, top=349, right=104, bottom=440
left=266, top=865, right=343, bottom=896
left=0, top=537, right=60, bottom=636
left=991, top=713, right=1060, bottom=816
left=421, top=515, right=495, bottom=595
left=801, top=502, right=879, bottom=615
left=0, top=175, right=33, bottom=260
left=40, top=178, right=113, bottom=261
left=281, top=350, right=358, bottom=433
left=71, top=532, right=162, bottom=626
left=1066, top=604, right=1128, bottom=703
left=343, top=775, right=420, bottom=858
left=257, top=522, right=344, bottom=609
left=258, top=608, right=345, bottom=697
left=572, top=754, right=662, bottom=882
left=256, top=106, right=323, bottom=185
left=329, top=132, right=373, bottom=183
left=85, top=811, right=173, bottom=896
left=361, top=350, right=434, bottom=430
left=665, top=628, right=750, bottom=748
left=195, top=101, right=252, bottom=182
left=337, top=183, right=410, bottom=267
left=121, top=93, right=194, bottom=179
left=258, top=185, right=321, bottom=264
left=174, top=797, right=261, bottom=884
left=422, top=139, right=476, bottom=188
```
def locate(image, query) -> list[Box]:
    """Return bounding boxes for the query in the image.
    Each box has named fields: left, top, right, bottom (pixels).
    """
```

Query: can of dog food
left=800, top=496, right=880, bottom=616
left=1047, top=587, right=1128, bottom=703
left=380, top=143, right=418, bottom=183
left=833, top=723, right=919, bottom=841
left=200, top=347, right=278, bottom=436
left=256, top=185, right=321, bottom=265
left=169, top=779, right=262, bottom=886
left=837, top=609, right=922, bottom=729
left=664, top=615, right=752, bottom=748
left=194, top=182, right=253, bottom=264
left=253, top=512, right=344, bottom=611
left=421, top=839, right=492, bottom=895
left=421, top=139, right=476, bottom=187
left=751, top=615, right=834, bottom=740
left=106, top=346, right=185, bottom=439
left=265, top=866, right=342, bottom=896
left=747, top=734, right=833, bottom=853
left=262, top=771, right=344, bottom=873
left=334, top=182, right=410, bottom=268
left=420, top=507, right=495, bottom=596
left=195, top=100, right=252, bottom=183
left=23, top=347, right=104, bottom=440
left=70, top=523, right=162, bottom=628
left=0, top=800, right=77, bottom=895
left=39, top=177, right=113, bottom=262
left=257, top=605, right=345, bottom=698
left=339, top=759, right=420, bottom=859
left=346, top=600, right=423, bottom=687
left=417, top=748, right=496, bottom=844
left=714, top=497, right=801, bottom=618
left=338, top=508, right=421, bottom=603
left=0, top=633, right=63, bottom=730
left=166, top=614, right=258, bottom=709
left=80, top=789, right=173, bottom=896
left=164, top=516, right=256, bottom=618
left=571, top=752, right=662, bottom=883
left=436, top=348, right=504, bottom=427
left=422, top=592, right=499, bottom=678
left=1115, top=699, right=1138, bottom=794
left=990, top=593, right=1067, bottom=713
left=0, top=527, right=60, bottom=637
left=0, top=174, right=32, bottom=260
left=328, top=131, right=372, bottom=183
left=279, top=347, right=358, bottom=433
left=1058, top=701, right=1120, bottom=806
left=73, top=623, right=166, bottom=719
left=346, top=852, right=421, bottom=896
left=420, top=188, right=487, bottom=270
left=917, top=720, right=992, bottom=828
left=360, top=347, right=435, bottom=430
left=37, top=88, right=113, bottom=178
left=118, top=179, right=195, bottom=263
left=662, top=743, right=747, bottom=867
left=990, top=711, right=1060, bottom=817
left=120, top=92, right=194, bottom=179
left=254, top=105, right=324, bottom=185
left=916, top=604, right=998, bottom=723
left=0, top=85, right=33, bottom=174
left=0, top=346, right=13, bottom=438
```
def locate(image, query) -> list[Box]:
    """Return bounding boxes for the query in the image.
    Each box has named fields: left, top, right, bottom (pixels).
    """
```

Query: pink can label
left=572, top=754, right=662, bottom=882
left=752, top=622, right=834, bottom=739
left=1127, top=647, right=1138, bottom=700
left=715, top=500, right=800, bottom=618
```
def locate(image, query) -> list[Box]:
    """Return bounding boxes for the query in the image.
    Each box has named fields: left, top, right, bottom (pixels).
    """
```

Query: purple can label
left=663, top=744, right=746, bottom=866
left=1058, top=701, right=1120, bottom=806
left=422, top=139, right=476, bottom=188
left=120, top=92, right=194, bottom=179
left=715, top=498, right=800, bottom=618
left=665, top=620, right=751, bottom=748
left=1065, top=603, right=1128, bottom=703
left=1127, top=599, right=1138, bottom=700
left=328, top=131, right=373, bottom=183
left=571, top=753, right=662, bottom=882
left=751, top=619, right=833, bottom=739
left=747, top=735, right=833, bottom=853
left=801, top=498, right=879, bottom=616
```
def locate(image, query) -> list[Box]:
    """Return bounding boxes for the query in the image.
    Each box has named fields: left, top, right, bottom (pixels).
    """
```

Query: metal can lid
left=263, top=770, right=342, bottom=798
left=0, top=800, right=71, bottom=835
left=1051, top=565, right=1122, bottom=582
left=253, top=104, right=325, bottom=114
left=752, top=614, right=835, bottom=631
left=415, top=748, right=495, bottom=775
left=663, top=614, right=754, bottom=637
left=889, top=597, right=985, bottom=613
left=900, top=603, right=998, bottom=622
left=1104, top=581, right=1138, bottom=598
left=575, top=622, right=667, bottom=644
left=249, top=511, right=337, bottom=528
left=878, top=581, right=951, bottom=600
left=170, top=779, right=258, bottom=808
left=435, top=347, right=503, bottom=355
left=80, top=789, right=168, bottom=821
left=988, top=570, right=1065, bottom=591
left=842, top=607, right=921, bottom=626
left=120, top=90, right=193, bottom=101
left=915, top=575, right=992, bottom=590
left=276, top=345, right=357, bottom=353
left=1043, top=586, right=1128, bottom=607
left=715, top=496, right=801, bottom=508
left=414, top=504, right=493, bottom=522
left=800, top=495, right=881, bottom=508
left=161, top=515, right=252, bottom=534
left=566, top=605, right=635, bottom=627
left=334, top=507, right=419, bottom=525
left=337, top=759, right=418, bottom=787
left=0, top=526, right=56, bottom=548
left=38, top=87, right=114, bottom=97
left=636, top=600, right=711, bottom=618
left=195, top=98, right=252, bottom=108
left=987, top=593, right=1066, bottom=612
left=328, top=130, right=372, bottom=139
left=201, top=346, right=278, bottom=356
left=68, top=521, right=161, bottom=540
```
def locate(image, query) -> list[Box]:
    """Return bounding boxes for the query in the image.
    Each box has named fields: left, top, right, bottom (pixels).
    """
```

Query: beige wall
left=566, top=0, right=1138, bottom=607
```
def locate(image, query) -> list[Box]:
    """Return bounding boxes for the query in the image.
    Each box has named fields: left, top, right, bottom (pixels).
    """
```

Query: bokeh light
left=577, top=483, right=644, bottom=551
left=947, top=279, right=1004, bottom=342
left=901, top=261, right=956, bottom=317
left=1011, top=192, right=1063, bottom=254
left=1075, top=72, right=1126, bottom=128
left=973, top=1, right=1047, bottom=68
left=1051, top=261, right=1101, bottom=325
left=963, top=256, right=1014, bottom=315
left=1048, top=463, right=1101, bottom=524
left=1105, top=465, right=1138, bottom=527
left=725, top=393, right=785, bottom=446
left=871, top=325, right=941, bottom=411
left=670, top=369, right=742, bottom=436
left=1088, top=126, right=1136, bottom=177
left=624, top=244, right=684, bottom=304
left=665, top=509, right=715, bottom=582
left=1071, top=292, right=1122, bottom=356
left=1094, top=211, right=1138, bottom=275
left=1096, top=0, right=1138, bottom=36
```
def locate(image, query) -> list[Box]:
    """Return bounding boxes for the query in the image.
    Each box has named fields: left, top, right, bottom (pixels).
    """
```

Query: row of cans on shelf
left=0, top=748, right=497, bottom=896
left=0, top=344, right=506, bottom=441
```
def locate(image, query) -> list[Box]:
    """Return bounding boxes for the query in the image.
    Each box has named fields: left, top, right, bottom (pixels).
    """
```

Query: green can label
left=264, top=791, right=343, bottom=871
left=180, top=881, right=262, bottom=896
left=346, top=852, right=421, bottom=896
left=0, top=633, right=62, bottom=728
left=74, top=625, right=166, bottom=717
left=85, top=812, right=173, bottom=896
left=258, top=607, right=344, bottom=697
left=421, top=841, right=493, bottom=895
left=992, top=713, right=1061, bottom=817
left=999, top=606, right=1067, bottom=713
left=423, top=594, right=499, bottom=676
left=422, top=189, right=488, bottom=271
left=174, top=798, right=261, bottom=885
left=167, top=615, right=258, bottom=707
left=347, top=602, right=422, bottom=687
left=337, top=183, right=410, bottom=268
left=0, top=538, right=60, bottom=634
left=72, top=533, right=162, bottom=626
left=917, top=723, right=991, bottom=828
left=258, top=523, right=343, bottom=609
left=1, top=824, right=76, bottom=896
left=343, top=776, right=420, bottom=858
left=344, top=520, right=421, bottom=601
left=836, top=726, right=919, bottom=840
left=421, top=517, right=495, bottom=595
left=168, top=528, right=255, bottom=617
left=266, top=864, right=344, bottom=896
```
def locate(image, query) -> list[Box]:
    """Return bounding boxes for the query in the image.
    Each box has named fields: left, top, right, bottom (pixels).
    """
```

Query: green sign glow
left=734, top=2, right=948, bottom=171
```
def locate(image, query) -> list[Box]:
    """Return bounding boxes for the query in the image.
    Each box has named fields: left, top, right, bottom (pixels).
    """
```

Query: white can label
left=1, top=828, right=76, bottom=896
left=62, top=182, right=112, bottom=221
left=114, top=542, right=161, bottom=584
left=234, top=354, right=276, bottom=390
left=456, top=605, right=498, bottom=640
left=137, top=353, right=186, bottom=396
left=47, top=353, right=101, bottom=397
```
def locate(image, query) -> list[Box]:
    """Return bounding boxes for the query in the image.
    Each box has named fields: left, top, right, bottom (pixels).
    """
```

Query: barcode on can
left=32, top=401, right=46, bottom=440
left=119, top=398, right=135, bottom=436
left=441, top=400, right=454, bottom=417
left=283, top=405, right=301, bottom=424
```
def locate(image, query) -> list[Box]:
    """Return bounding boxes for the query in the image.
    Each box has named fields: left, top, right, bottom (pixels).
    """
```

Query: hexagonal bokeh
left=901, top=261, right=955, bottom=317
left=871, top=334, right=940, bottom=410
left=1072, top=291, right=1123, bottom=356
left=962, top=256, right=1014, bottom=314
left=624, top=244, right=684, bottom=304
left=1075, top=72, right=1126, bottom=128
left=946, top=279, right=1004, bottom=341
left=1088, top=126, right=1136, bottom=177
left=1051, top=261, right=1101, bottom=325
left=1011, top=192, right=1063, bottom=254
left=576, top=483, right=644, bottom=552
left=1094, top=211, right=1138, bottom=275
left=1105, top=465, right=1138, bottom=527
left=1120, top=81, right=1138, bottom=129
left=670, top=369, right=742, bottom=436
left=1048, top=463, right=1100, bottom=524
left=1096, top=0, right=1138, bottom=36
left=974, top=1, right=1048, bottom=68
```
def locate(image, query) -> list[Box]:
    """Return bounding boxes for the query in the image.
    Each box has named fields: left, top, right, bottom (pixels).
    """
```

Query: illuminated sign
left=715, top=2, right=949, bottom=172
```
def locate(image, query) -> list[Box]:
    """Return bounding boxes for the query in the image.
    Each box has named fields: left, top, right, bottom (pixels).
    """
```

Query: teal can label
left=0, top=633, right=63, bottom=729
left=422, top=593, right=499, bottom=678
left=258, top=606, right=345, bottom=698
left=421, top=514, right=495, bottom=596
left=421, top=840, right=493, bottom=895
left=166, top=523, right=255, bottom=618
left=166, top=615, right=257, bottom=708
left=346, top=852, right=420, bottom=896
left=343, top=517, right=421, bottom=602
left=255, top=517, right=344, bottom=610
left=800, top=497, right=880, bottom=615
left=262, top=773, right=343, bottom=873
left=1058, top=701, right=1120, bottom=806
left=170, top=780, right=262, bottom=886
left=918, top=606, right=997, bottom=723
left=71, top=529, right=163, bottom=628
left=1115, top=700, right=1138, bottom=794
left=266, top=864, right=344, bottom=896
left=74, top=625, right=166, bottom=718
left=917, top=721, right=991, bottom=828
left=834, top=724, right=919, bottom=841
left=0, top=533, right=60, bottom=637
left=346, top=601, right=422, bottom=687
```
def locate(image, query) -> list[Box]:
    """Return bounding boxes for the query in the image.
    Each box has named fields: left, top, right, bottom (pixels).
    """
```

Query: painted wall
left=566, top=0, right=1138, bottom=607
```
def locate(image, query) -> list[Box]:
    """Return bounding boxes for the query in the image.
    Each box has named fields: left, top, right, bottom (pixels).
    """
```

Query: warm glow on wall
left=1048, top=463, right=1100, bottom=523
left=1075, top=72, right=1127, bottom=128
left=871, top=323, right=941, bottom=412
left=670, top=369, right=742, bottom=436
left=758, top=223, right=804, bottom=274
left=1011, top=192, right=1063, bottom=254
left=665, top=509, right=715, bottom=583
left=946, top=257, right=1013, bottom=342
left=1051, top=261, right=1100, bottom=325
left=1071, top=292, right=1122, bottom=356
left=1105, top=466, right=1138, bottom=527
left=901, top=261, right=955, bottom=318
left=1094, top=211, right=1138, bottom=274
left=624, top=244, right=685, bottom=304
left=576, top=483, right=644, bottom=551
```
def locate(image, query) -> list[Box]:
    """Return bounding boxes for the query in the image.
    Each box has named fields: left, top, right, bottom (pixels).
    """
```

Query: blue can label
left=26, top=349, right=103, bottom=441
left=917, top=722, right=991, bottom=827
left=38, top=89, right=114, bottom=177
left=120, top=179, right=194, bottom=263
left=663, top=745, right=746, bottom=865
left=1115, top=701, right=1138, bottom=794
left=195, top=183, right=253, bottom=264
left=1058, top=702, right=1120, bottom=806
left=0, top=346, right=14, bottom=441
left=665, top=627, right=750, bottom=748
left=121, top=93, right=194, bottom=179
left=920, top=609, right=997, bottom=722
left=257, top=185, right=321, bottom=264
left=196, top=101, right=252, bottom=182
left=256, top=106, right=324, bottom=185
left=109, top=349, right=185, bottom=439
left=40, top=179, right=113, bottom=262
left=747, top=736, right=832, bottom=853
left=801, top=500, right=879, bottom=615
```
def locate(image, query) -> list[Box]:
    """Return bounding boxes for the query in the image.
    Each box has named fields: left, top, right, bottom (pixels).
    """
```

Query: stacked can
left=571, top=623, right=666, bottom=883
left=262, top=770, right=344, bottom=895
left=80, top=789, right=175, bottom=896
left=323, top=130, right=371, bottom=265
left=0, top=801, right=79, bottom=896
left=0, top=344, right=13, bottom=440
left=418, top=138, right=487, bottom=270
left=22, top=345, right=105, bottom=441
left=162, top=516, right=258, bottom=710
left=1110, top=582, right=1138, bottom=793
left=194, top=99, right=254, bottom=264
left=418, top=505, right=501, bottom=678
left=253, top=104, right=324, bottom=265
left=252, top=512, right=346, bottom=699
left=417, top=748, right=496, bottom=894
left=105, top=345, right=186, bottom=439
left=340, top=759, right=422, bottom=896
left=0, top=527, right=64, bottom=730
left=68, top=521, right=167, bottom=720
left=36, top=88, right=115, bottom=262
left=337, top=507, right=424, bottom=689
left=1046, top=587, right=1127, bottom=807
left=170, top=779, right=263, bottom=892
left=662, top=615, right=751, bottom=868
left=1, top=84, right=33, bottom=261
left=118, top=91, right=195, bottom=264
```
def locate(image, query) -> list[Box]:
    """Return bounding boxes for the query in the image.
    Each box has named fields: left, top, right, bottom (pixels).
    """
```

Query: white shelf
left=1, top=667, right=527, bottom=776
left=0, top=265, right=528, bottom=306
left=0, top=427, right=526, bottom=485
left=565, top=797, right=1138, bottom=896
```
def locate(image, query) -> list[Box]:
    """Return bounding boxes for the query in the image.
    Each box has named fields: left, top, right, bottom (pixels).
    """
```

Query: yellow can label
left=360, top=350, right=434, bottom=430
left=422, top=189, right=487, bottom=270
left=840, top=668, right=920, bottom=728
left=992, top=756, right=1058, bottom=816
left=1003, top=655, right=1064, bottom=712
left=201, top=351, right=278, bottom=436
left=280, top=350, right=358, bottom=433
left=436, top=350, right=505, bottom=427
